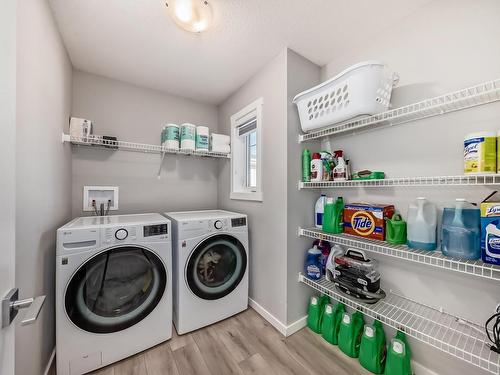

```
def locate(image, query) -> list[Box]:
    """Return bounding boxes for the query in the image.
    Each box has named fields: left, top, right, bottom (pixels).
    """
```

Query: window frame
left=230, top=97, right=263, bottom=201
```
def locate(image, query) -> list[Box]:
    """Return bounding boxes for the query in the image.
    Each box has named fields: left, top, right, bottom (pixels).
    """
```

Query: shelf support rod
left=157, top=151, right=166, bottom=180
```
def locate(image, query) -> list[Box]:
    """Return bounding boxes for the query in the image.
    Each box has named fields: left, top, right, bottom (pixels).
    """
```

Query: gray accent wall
left=218, top=50, right=289, bottom=323
left=285, top=50, right=321, bottom=325
left=15, top=1, right=73, bottom=374
left=71, top=71, right=220, bottom=216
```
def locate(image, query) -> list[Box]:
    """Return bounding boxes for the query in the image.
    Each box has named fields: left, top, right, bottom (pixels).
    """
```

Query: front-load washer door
left=186, top=234, right=247, bottom=300
left=65, top=245, right=167, bottom=334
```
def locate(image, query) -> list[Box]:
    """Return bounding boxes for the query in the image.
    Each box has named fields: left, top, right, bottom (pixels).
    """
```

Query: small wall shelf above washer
left=298, top=79, right=500, bottom=142
left=62, top=133, right=230, bottom=159
left=298, top=174, right=500, bottom=189
left=298, top=274, right=500, bottom=375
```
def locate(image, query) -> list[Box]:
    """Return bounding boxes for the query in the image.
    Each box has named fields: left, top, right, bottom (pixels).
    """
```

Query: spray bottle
left=333, top=150, right=347, bottom=181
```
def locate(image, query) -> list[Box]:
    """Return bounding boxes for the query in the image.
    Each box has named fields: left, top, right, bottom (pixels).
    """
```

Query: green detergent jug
left=359, top=320, right=387, bottom=374
left=384, top=331, right=412, bottom=375
left=323, top=197, right=344, bottom=234
left=307, top=295, right=330, bottom=333
left=386, top=213, right=407, bottom=245
left=321, top=303, right=345, bottom=345
left=338, top=311, right=364, bottom=358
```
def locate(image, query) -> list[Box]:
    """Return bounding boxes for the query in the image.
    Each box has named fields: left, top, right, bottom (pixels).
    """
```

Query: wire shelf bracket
left=298, top=274, right=500, bottom=374
left=299, top=228, right=500, bottom=282
left=298, top=79, right=500, bottom=142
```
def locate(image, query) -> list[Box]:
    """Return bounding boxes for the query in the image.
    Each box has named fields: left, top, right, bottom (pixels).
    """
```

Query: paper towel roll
left=162, top=123, right=180, bottom=150
left=196, top=126, right=209, bottom=150
left=180, top=123, right=196, bottom=150
left=210, top=134, right=230, bottom=145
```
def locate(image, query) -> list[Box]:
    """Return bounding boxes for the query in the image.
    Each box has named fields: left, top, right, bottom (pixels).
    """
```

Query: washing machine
left=56, top=213, right=172, bottom=375
left=165, top=210, right=248, bottom=334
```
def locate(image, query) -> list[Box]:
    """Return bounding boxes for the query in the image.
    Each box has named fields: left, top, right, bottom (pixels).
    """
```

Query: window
left=230, top=98, right=263, bottom=201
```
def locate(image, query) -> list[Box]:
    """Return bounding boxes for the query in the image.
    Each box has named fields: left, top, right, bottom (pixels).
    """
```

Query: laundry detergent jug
left=359, top=320, right=386, bottom=374
left=313, top=239, right=331, bottom=274
left=384, top=331, right=412, bottom=375
left=442, top=199, right=480, bottom=259
left=338, top=311, right=364, bottom=358
left=385, top=213, right=407, bottom=245
left=307, top=295, right=330, bottom=333
left=315, top=194, right=327, bottom=228
left=304, top=245, right=323, bottom=280
left=323, top=197, right=344, bottom=234
left=407, top=197, right=437, bottom=250
left=481, top=193, right=500, bottom=265
left=321, top=303, right=345, bottom=345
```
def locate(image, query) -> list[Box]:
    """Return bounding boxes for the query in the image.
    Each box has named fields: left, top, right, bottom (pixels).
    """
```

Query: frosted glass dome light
left=165, top=0, right=213, bottom=33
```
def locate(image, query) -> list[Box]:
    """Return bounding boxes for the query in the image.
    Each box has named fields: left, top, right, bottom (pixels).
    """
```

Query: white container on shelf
left=293, top=61, right=398, bottom=133
left=162, top=123, right=180, bottom=149
left=180, top=123, right=196, bottom=150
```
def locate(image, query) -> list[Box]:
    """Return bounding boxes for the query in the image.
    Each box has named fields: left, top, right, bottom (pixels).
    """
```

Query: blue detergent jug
left=442, top=199, right=481, bottom=259
left=304, top=245, right=323, bottom=280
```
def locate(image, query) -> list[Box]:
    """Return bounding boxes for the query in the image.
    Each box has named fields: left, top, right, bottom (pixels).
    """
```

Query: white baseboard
left=43, top=348, right=56, bottom=375
left=248, top=298, right=307, bottom=337
left=412, top=361, right=439, bottom=375
left=285, top=315, right=308, bottom=336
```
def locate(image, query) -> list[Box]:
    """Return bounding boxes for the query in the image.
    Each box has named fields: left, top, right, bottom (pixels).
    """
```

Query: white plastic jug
left=407, top=197, right=437, bottom=251
left=315, top=194, right=327, bottom=228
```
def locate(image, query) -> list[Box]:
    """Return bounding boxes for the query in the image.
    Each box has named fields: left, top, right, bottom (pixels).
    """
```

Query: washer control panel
left=207, top=219, right=230, bottom=232
left=104, top=226, right=137, bottom=244
left=115, top=228, right=128, bottom=240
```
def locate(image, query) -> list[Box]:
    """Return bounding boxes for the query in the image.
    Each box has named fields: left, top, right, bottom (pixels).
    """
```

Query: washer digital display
left=144, top=224, right=168, bottom=237
left=231, top=217, right=246, bottom=227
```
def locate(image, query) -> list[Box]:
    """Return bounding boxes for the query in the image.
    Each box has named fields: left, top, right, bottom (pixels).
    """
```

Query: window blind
left=237, top=117, right=257, bottom=136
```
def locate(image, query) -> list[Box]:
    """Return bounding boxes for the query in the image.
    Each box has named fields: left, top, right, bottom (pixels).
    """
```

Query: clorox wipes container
left=464, top=132, right=496, bottom=174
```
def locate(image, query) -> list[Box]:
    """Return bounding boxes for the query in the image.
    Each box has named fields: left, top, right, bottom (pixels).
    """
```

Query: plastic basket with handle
left=293, top=61, right=399, bottom=133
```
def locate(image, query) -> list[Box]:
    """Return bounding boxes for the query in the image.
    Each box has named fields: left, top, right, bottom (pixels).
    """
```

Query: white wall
left=15, top=1, right=73, bottom=374
left=0, top=1, right=17, bottom=374
left=320, top=0, right=500, bottom=374
left=218, top=50, right=289, bottom=324
left=71, top=71, right=220, bottom=216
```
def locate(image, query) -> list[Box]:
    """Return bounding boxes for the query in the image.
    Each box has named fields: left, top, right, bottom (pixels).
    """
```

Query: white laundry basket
left=293, top=61, right=398, bottom=133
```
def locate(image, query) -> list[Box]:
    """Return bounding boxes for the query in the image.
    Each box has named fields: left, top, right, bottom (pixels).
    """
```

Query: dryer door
left=186, top=234, right=247, bottom=300
left=65, top=245, right=167, bottom=334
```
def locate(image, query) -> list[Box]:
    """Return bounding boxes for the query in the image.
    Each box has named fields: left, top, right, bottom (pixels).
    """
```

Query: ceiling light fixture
left=165, top=0, right=213, bottom=33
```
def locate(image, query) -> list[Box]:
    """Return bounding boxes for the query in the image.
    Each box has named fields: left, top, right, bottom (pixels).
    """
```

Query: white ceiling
left=49, top=0, right=432, bottom=104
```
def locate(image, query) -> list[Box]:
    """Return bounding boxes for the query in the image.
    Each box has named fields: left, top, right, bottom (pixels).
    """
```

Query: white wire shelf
left=62, top=133, right=230, bottom=158
left=298, top=273, right=500, bottom=374
left=299, top=174, right=500, bottom=189
left=299, top=227, right=500, bottom=282
left=298, top=79, right=500, bottom=142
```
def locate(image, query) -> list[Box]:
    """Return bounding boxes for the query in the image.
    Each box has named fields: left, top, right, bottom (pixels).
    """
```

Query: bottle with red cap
left=311, top=153, right=323, bottom=182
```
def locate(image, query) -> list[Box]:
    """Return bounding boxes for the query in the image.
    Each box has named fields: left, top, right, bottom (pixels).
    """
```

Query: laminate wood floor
left=90, top=308, right=371, bottom=375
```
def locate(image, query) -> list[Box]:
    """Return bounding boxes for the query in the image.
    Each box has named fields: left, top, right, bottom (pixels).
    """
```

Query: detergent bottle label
left=306, top=264, right=321, bottom=279
left=481, top=202, right=500, bottom=265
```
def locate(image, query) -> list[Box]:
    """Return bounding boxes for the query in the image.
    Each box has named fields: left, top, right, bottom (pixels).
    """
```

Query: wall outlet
left=83, top=186, right=119, bottom=212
